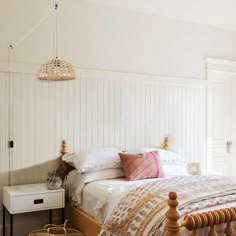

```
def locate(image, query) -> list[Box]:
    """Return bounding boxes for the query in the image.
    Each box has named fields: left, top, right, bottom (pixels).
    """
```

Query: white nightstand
left=2, top=183, right=65, bottom=236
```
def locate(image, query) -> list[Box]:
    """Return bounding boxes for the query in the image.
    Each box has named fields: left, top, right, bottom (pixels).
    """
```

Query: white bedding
left=98, top=175, right=236, bottom=235
left=65, top=174, right=235, bottom=225
left=82, top=178, right=164, bottom=223
left=64, top=169, right=174, bottom=223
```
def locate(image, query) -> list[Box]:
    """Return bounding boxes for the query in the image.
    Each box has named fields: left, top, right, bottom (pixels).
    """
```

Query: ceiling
left=88, top=0, right=236, bottom=31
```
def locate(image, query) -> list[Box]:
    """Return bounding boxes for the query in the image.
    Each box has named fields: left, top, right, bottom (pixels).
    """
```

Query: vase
left=46, top=177, right=62, bottom=190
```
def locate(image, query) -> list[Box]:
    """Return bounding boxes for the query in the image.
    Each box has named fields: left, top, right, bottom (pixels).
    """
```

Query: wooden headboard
left=60, top=136, right=170, bottom=155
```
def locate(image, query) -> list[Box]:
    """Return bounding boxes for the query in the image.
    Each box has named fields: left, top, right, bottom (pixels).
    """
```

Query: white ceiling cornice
left=206, top=58, right=236, bottom=73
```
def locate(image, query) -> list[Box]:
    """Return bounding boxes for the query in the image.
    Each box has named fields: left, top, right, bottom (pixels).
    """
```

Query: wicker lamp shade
left=38, top=58, right=76, bottom=81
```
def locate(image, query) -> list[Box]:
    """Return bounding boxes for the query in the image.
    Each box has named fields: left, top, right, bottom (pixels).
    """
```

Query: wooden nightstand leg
left=2, top=205, right=5, bottom=236
left=10, top=214, right=13, bottom=236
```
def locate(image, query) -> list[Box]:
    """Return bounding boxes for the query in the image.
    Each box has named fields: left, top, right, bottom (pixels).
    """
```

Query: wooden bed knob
left=163, top=137, right=170, bottom=150
left=61, top=140, right=68, bottom=155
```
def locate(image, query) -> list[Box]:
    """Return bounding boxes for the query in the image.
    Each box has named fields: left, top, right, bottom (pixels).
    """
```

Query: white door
left=229, top=78, right=236, bottom=176
left=206, top=58, right=236, bottom=176
left=208, top=77, right=230, bottom=175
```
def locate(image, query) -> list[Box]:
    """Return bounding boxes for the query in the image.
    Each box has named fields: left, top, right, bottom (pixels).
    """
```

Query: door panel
left=208, top=79, right=230, bottom=175
left=207, top=58, right=236, bottom=176
left=230, top=79, right=236, bottom=175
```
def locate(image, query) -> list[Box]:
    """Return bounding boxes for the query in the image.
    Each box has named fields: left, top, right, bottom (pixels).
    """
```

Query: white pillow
left=124, top=148, right=183, bottom=164
left=63, top=168, right=125, bottom=206
left=62, top=147, right=122, bottom=173
left=162, top=163, right=188, bottom=176
left=157, top=149, right=184, bottom=164
left=124, top=147, right=158, bottom=154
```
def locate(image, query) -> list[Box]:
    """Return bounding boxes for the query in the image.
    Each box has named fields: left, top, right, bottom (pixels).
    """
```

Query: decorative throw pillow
left=119, top=150, right=165, bottom=181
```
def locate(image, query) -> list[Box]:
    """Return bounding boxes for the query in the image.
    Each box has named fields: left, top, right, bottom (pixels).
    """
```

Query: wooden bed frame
left=166, top=192, right=236, bottom=236
left=60, top=139, right=236, bottom=236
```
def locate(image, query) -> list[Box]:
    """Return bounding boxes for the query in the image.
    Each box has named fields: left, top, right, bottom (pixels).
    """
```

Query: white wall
left=1, top=0, right=236, bottom=79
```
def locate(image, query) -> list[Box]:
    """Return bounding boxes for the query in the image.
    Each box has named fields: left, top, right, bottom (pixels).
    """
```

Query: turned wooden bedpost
left=163, top=137, right=170, bottom=150
left=61, top=139, right=68, bottom=155
left=165, top=192, right=181, bottom=236
left=57, top=139, right=74, bottom=182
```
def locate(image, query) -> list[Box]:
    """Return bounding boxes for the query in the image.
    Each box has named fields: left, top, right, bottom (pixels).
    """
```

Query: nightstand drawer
left=12, top=192, right=64, bottom=213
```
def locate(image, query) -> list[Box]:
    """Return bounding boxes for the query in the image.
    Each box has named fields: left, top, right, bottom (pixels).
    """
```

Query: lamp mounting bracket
left=8, top=42, right=13, bottom=50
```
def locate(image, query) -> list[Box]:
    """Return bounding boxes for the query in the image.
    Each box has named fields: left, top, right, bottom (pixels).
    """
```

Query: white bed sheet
left=81, top=178, right=162, bottom=223
left=80, top=177, right=236, bottom=224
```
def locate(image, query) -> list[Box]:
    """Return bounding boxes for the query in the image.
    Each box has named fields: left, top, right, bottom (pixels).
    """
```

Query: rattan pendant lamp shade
left=38, top=2, right=76, bottom=81
left=38, top=58, right=75, bottom=80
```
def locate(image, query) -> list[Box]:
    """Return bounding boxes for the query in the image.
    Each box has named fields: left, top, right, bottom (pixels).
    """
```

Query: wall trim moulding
left=0, top=60, right=40, bottom=75
left=0, top=60, right=208, bottom=87
left=206, top=57, right=236, bottom=73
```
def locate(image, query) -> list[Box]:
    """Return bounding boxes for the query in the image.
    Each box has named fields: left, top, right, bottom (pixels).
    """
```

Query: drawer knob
left=34, top=199, right=44, bottom=204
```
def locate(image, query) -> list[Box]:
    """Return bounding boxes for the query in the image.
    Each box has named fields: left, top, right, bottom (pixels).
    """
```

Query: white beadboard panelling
left=67, top=81, right=75, bottom=152
left=80, top=79, right=87, bottom=151
left=12, top=73, right=21, bottom=175
left=97, top=79, right=104, bottom=148
left=114, top=80, right=121, bottom=148
left=27, top=74, right=35, bottom=168
left=48, top=81, right=56, bottom=162
left=130, top=80, right=136, bottom=149
left=41, top=80, right=49, bottom=164
left=61, top=81, right=68, bottom=140
left=0, top=72, right=10, bottom=226
left=103, top=79, right=109, bottom=147
left=0, top=69, right=208, bottom=184
left=0, top=72, right=9, bottom=172
left=73, top=79, right=80, bottom=152
left=139, top=81, right=146, bottom=148
left=108, top=80, right=115, bottom=147
left=55, top=82, right=62, bottom=156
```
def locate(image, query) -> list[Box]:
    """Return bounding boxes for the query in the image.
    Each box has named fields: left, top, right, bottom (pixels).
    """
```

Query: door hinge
left=9, top=140, right=14, bottom=148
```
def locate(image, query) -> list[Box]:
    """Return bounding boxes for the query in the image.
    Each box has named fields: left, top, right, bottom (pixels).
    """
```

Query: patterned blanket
left=99, top=175, right=236, bottom=236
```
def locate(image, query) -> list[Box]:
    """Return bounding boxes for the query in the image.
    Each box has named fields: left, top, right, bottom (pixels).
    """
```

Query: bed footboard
left=165, top=192, right=236, bottom=236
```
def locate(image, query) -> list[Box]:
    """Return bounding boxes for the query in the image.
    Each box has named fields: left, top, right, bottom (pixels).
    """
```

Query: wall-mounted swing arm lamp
left=9, top=1, right=76, bottom=81
left=38, top=2, right=76, bottom=81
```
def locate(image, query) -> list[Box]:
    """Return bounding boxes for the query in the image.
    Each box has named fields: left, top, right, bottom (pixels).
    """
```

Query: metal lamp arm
left=8, top=3, right=57, bottom=50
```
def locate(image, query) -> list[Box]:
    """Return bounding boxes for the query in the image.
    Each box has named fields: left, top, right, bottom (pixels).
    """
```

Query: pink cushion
left=119, top=150, right=165, bottom=181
